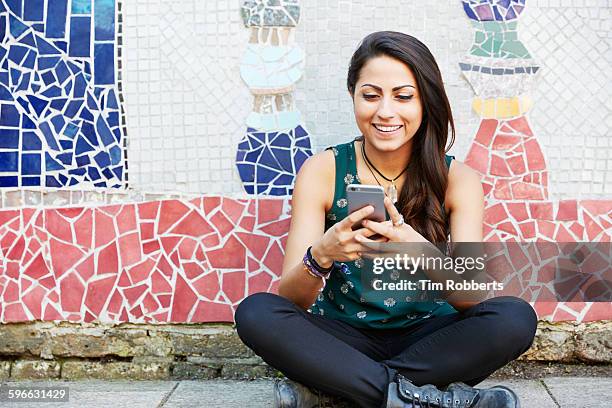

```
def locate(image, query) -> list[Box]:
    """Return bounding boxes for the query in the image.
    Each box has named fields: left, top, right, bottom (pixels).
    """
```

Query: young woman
left=235, top=31, right=537, bottom=408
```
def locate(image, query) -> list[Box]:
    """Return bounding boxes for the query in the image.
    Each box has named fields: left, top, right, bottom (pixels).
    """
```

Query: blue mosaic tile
left=0, top=1, right=124, bottom=188
left=235, top=125, right=313, bottom=196
left=24, top=0, right=45, bottom=22
left=46, top=0, right=68, bottom=38
left=462, top=0, right=525, bottom=22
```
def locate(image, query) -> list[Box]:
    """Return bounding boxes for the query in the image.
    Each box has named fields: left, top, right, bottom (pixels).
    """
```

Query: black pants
left=235, top=292, right=537, bottom=408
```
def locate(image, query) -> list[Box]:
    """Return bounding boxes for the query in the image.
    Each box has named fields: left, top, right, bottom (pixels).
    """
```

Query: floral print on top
left=308, top=138, right=458, bottom=329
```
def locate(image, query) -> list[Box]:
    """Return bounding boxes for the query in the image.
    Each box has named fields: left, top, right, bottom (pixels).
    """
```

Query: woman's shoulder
left=445, top=159, right=484, bottom=210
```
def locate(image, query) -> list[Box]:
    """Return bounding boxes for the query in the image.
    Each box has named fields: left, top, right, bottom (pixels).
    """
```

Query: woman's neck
left=360, top=138, right=412, bottom=179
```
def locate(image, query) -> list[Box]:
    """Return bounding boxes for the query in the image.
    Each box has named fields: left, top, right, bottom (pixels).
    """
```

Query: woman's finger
left=384, top=197, right=401, bottom=221
left=339, top=205, right=374, bottom=231
left=362, top=219, right=395, bottom=240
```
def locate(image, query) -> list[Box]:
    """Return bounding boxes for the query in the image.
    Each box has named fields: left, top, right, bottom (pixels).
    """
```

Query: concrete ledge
left=0, top=320, right=610, bottom=380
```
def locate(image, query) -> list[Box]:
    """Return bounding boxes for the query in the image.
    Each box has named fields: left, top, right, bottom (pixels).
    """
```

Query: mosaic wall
left=236, top=0, right=313, bottom=196
left=0, top=1, right=610, bottom=325
left=117, top=0, right=609, bottom=199
left=0, top=0, right=126, bottom=188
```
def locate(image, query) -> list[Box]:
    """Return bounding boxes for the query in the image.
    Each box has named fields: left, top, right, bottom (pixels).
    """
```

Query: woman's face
left=352, top=55, right=423, bottom=152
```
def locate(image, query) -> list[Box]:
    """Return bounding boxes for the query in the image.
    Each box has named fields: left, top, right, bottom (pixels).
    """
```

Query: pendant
left=386, top=183, right=398, bottom=204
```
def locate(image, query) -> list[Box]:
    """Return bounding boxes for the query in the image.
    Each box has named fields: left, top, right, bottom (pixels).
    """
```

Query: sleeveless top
left=307, top=138, right=457, bottom=329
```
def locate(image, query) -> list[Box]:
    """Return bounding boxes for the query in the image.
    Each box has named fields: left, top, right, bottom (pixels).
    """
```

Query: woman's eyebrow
left=360, top=83, right=416, bottom=91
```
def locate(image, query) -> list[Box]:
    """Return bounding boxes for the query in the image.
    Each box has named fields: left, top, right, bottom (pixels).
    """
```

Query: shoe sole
left=490, top=385, right=520, bottom=408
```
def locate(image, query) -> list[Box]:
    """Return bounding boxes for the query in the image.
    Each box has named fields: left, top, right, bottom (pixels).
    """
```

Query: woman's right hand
left=311, top=205, right=388, bottom=267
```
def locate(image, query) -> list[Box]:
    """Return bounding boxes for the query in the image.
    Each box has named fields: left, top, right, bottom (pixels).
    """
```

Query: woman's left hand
left=355, top=197, right=427, bottom=243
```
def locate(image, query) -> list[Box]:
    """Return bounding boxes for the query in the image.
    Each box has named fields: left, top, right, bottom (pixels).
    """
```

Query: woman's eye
left=362, top=94, right=378, bottom=100
left=397, top=95, right=414, bottom=100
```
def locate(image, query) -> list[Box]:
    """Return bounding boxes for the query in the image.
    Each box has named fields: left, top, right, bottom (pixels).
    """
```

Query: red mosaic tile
left=260, top=218, right=291, bottom=237
left=581, top=200, right=612, bottom=216
left=490, top=155, right=512, bottom=177
left=74, top=209, right=93, bottom=248
left=46, top=210, right=73, bottom=242
left=170, top=275, right=197, bottom=322
left=178, top=238, right=197, bottom=260
left=75, top=253, right=96, bottom=281
left=203, top=197, right=221, bottom=214
left=143, top=240, right=160, bottom=255
left=169, top=210, right=215, bottom=237
left=506, top=155, right=526, bottom=175
left=484, top=203, right=507, bottom=225
left=128, top=258, right=156, bottom=284
left=118, top=232, right=141, bottom=267
left=581, top=302, right=612, bottom=321
left=43, top=304, right=63, bottom=321
left=183, top=262, right=205, bottom=280
left=191, top=300, right=234, bottom=322
left=555, top=225, right=575, bottom=242
left=60, top=272, right=85, bottom=313
left=151, top=271, right=172, bottom=294
left=474, top=119, right=497, bottom=146
left=248, top=272, right=274, bottom=295
left=210, top=211, right=234, bottom=237
left=24, top=253, right=50, bottom=280
left=207, top=235, right=246, bottom=269
left=530, top=203, right=553, bottom=220
left=518, top=221, right=536, bottom=239
left=137, top=201, right=159, bottom=220
left=158, top=200, right=190, bottom=234
left=512, top=181, right=545, bottom=200
left=532, top=302, right=557, bottom=319
left=85, top=275, right=116, bottom=316
left=222, top=271, right=246, bottom=304
left=263, top=241, right=284, bottom=276
left=94, top=209, right=116, bottom=248
left=222, top=198, right=247, bottom=224
left=23, top=285, right=46, bottom=319
left=465, top=143, right=489, bottom=174
left=0, top=210, right=19, bottom=228
left=236, top=232, right=271, bottom=259
left=107, top=289, right=123, bottom=314
left=506, top=202, right=529, bottom=222
left=123, top=284, right=148, bottom=307
left=50, top=238, right=85, bottom=278
left=507, top=117, right=532, bottom=136
left=4, top=303, right=28, bottom=322
left=117, top=205, right=137, bottom=234
left=556, top=200, right=578, bottom=221
left=98, top=242, right=118, bottom=275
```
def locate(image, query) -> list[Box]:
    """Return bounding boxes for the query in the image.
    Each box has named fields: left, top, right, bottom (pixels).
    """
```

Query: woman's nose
left=376, top=98, right=395, bottom=119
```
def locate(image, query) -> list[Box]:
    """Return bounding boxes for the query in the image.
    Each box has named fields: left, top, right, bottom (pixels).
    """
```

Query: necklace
left=360, top=140, right=409, bottom=204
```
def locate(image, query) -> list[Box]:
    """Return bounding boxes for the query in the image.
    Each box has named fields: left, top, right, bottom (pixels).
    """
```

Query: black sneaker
left=273, top=378, right=355, bottom=408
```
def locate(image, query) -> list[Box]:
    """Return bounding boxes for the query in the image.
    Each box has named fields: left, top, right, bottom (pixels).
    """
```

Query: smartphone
left=346, top=184, right=388, bottom=230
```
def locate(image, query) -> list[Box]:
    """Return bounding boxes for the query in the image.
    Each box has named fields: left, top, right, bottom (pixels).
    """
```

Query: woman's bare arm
left=277, top=151, right=335, bottom=310
left=445, top=160, right=486, bottom=312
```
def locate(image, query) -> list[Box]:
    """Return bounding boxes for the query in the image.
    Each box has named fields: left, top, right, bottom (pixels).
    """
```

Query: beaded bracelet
left=303, top=246, right=332, bottom=280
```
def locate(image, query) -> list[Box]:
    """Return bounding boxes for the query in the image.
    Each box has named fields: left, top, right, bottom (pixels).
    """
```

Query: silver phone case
left=346, top=184, right=387, bottom=227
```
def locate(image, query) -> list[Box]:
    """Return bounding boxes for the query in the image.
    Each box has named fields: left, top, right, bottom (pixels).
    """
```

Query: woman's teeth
left=373, top=124, right=402, bottom=132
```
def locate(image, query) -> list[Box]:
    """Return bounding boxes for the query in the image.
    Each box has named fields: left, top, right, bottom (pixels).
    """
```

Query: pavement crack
left=539, top=379, right=561, bottom=408
left=157, top=381, right=180, bottom=407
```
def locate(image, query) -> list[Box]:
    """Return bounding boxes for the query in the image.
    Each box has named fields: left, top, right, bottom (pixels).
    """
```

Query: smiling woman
left=234, top=31, right=537, bottom=408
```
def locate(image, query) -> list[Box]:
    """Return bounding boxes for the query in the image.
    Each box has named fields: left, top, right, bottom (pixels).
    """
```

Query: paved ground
left=1, top=377, right=611, bottom=407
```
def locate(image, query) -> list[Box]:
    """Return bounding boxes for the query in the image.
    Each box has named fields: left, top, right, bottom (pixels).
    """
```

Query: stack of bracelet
left=303, top=246, right=333, bottom=291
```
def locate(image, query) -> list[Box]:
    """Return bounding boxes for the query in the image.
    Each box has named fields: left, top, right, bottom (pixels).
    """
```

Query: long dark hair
left=347, top=31, right=456, bottom=243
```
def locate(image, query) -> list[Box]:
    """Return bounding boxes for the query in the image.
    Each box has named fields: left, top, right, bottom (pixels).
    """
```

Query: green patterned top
left=308, top=138, right=457, bottom=329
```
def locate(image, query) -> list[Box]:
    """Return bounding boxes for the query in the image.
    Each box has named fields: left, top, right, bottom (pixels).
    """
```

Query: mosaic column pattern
left=236, top=0, right=312, bottom=196
left=0, top=0, right=125, bottom=188
left=460, top=0, right=548, bottom=201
